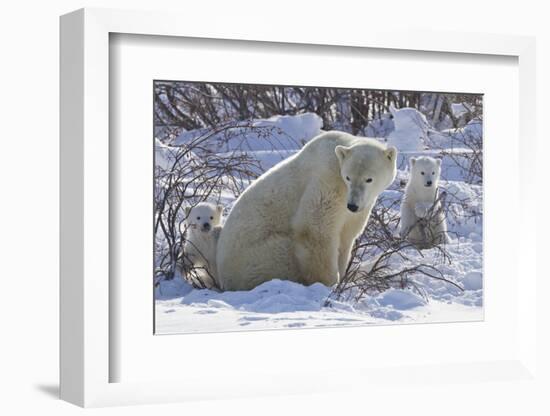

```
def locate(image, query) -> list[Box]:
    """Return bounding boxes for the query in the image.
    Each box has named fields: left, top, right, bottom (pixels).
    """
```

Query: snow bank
left=155, top=137, right=203, bottom=171
left=154, top=138, right=174, bottom=171
left=365, top=114, right=394, bottom=138
left=451, top=102, right=471, bottom=118
left=172, top=112, right=323, bottom=152
left=375, top=289, right=426, bottom=310
left=386, top=107, right=430, bottom=151
left=179, top=279, right=331, bottom=313
left=432, top=118, right=482, bottom=149
left=160, top=113, right=323, bottom=171
left=443, top=180, right=483, bottom=238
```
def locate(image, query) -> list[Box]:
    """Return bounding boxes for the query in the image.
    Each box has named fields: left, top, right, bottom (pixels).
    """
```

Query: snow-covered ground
left=155, top=107, right=483, bottom=334
left=155, top=236, right=482, bottom=333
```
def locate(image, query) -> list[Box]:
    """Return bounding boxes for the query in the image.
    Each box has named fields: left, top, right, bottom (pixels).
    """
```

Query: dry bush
left=327, top=191, right=463, bottom=305
left=155, top=81, right=424, bottom=136
left=440, top=121, right=483, bottom=185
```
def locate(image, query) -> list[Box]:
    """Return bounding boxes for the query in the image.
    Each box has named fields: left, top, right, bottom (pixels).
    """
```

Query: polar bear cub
left=182, top=202, right=223, bottom=288
left=399, top=156, right=448, bottom=248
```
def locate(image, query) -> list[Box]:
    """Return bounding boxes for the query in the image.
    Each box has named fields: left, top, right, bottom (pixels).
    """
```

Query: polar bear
left=399, top=156, right=449, bottom=248
left=216, top=131, right=397, bottom=291
left=182, top=202, right=223, bottom=288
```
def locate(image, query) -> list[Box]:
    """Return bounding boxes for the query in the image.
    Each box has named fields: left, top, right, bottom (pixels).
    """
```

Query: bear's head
left=184, top=202, right=223, bottom=233
left=335, top=141, right=397, bottom=213
left=409, top=156, right=442, bottom=189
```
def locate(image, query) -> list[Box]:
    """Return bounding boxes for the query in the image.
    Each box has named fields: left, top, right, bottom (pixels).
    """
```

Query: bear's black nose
left=426, top=181, right=433, bottom=186
left=347, top=203, right=359, bottom=213
left=203, top=223, right=211, bottom=231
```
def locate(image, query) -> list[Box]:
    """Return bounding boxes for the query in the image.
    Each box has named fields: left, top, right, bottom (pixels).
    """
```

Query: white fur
left=183, top=202, right=223, bottom=288
left=216, top=131, right=397, bottom=291
left=399, top=156, right=449, bottom=248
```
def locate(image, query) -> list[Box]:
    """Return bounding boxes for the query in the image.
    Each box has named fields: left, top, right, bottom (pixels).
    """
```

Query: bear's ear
left=410, top=157, right=417, bottom=167
left=184, top=206, right=191, bottom=217
left=385, top=146, right=397, bottom=162
left=216, top=204, right=224, bottom=215
left=335, top=145, right=350, bottom=163
left=436, top=158, right=442, bottom=166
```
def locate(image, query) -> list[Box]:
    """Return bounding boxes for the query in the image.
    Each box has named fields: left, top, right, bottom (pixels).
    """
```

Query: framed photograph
left=60, top=7, right=539, bottom=408
left=152, top=80, right=484, bottom=335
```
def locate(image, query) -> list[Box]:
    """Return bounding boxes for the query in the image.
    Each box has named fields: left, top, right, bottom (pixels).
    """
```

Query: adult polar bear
left=216, top=131, right=397, bottom=291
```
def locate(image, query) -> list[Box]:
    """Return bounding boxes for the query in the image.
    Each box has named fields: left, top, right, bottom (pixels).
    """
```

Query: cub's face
left=410, top=157, right=441, bottom=189
left=335, top=142, right=397, bottom=213
left=185, top=203, right=223, bottom=233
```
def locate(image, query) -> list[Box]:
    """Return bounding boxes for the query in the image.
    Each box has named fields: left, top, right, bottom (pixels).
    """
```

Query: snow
left=457, top=118, right=482, bottom=140
left=156, top=269, right=482, bottom=334
left=451, top=102, right=471, bottom=118
left=365, top=113, right=394, bottom=138
left=168, top=113, right=322, bottom=172
left=155, top=107, right=483, bottom=334
left=156, top=216, right=483, bottom=333
left=382, top=108, right=483, bottom=182
left=386, top=107, right=430, bottom=151
left=462, top=271, right=483, bottom=291
left=173, top=113, right=322, bottom=151
left=376, top=289, right=426, bottom=310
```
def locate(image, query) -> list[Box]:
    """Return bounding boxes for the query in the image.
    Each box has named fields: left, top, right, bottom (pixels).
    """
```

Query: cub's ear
left=436, top=158, right=442, bottom=166
left=184, top=206, right=191, bottom=217
left=385, top=146, right=397, bottom=162
left=216, top=204, right=224, bottom=214
left=335, top=145, right=350, bottom=163
left=410, top=157, right=417, bottom=167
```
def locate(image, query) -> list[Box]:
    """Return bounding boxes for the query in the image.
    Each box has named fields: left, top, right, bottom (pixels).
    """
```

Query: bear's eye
left=366, top=178, right=373, bottom=183
left=197, top=216, right=201, bottom=220
left=210, top=216, right=214, bottom=220
left=432, top=171, right=435, bottom=175
left=345, top=176, right=350, bottom=181
left=421, top=172, right=425, bottom=175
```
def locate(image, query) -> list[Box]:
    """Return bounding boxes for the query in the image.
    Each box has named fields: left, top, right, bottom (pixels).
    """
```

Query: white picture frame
left=60, top=7, right=539, bottom=408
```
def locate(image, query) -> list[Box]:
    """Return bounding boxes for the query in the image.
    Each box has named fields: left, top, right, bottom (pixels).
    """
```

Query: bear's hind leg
left=294, top=235, right=339, bottom=286
left=292, top=182, right=342, bottom=286
left=219, top=234, right=297, bottom=291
